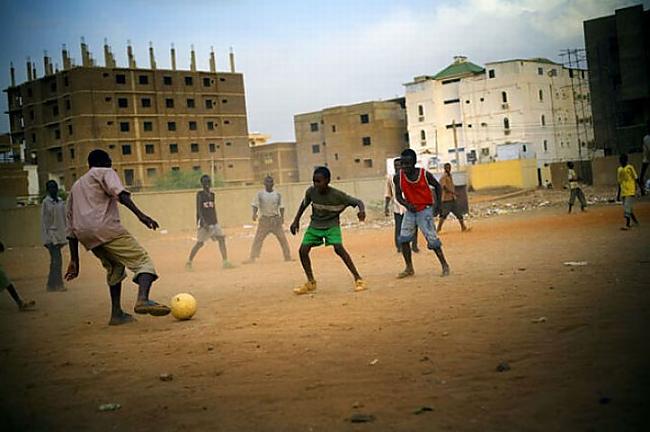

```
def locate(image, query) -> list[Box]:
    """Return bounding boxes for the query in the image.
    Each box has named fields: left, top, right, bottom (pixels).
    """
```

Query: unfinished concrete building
left=4, top=40, right=253, bottom=191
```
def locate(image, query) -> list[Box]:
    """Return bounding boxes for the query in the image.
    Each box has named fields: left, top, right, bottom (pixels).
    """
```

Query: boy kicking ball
left=290, top=166, right=367, bottom=295
left=65, top=149, right=170, bottom=325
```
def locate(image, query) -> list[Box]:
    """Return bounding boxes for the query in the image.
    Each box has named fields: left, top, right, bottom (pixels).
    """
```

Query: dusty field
left=1, top=200, right=649, bottom=431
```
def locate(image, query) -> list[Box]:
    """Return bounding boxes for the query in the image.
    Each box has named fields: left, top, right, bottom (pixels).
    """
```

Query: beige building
left=4, top=42, right=253, bottom=191
left=294, top=99, right=408, bottom=182
left=405, top=56, right=594, bottom=183
left=250, top=141, right=298, bottom=184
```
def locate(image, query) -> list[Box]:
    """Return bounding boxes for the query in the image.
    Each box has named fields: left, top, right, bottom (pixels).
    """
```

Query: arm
left=41, top=200, right=51, bottom=245
left=65, top=237, right=80, bottom=281
left=196, top=193, right=202, bottom=226
left=118, top=191, right=159, bottom=230
left=280, top=207, right=285, bottom=223
left=290, top=199, right=309, bottom=235
left=351, top=197, right=366, bottom=222
left=393, top=175, right=417, bottom=213
left=252, top=206, right=258, bottom=221
left=426, top=171, right=443, bottom=215
left=384, top=177, right=393, bottom=216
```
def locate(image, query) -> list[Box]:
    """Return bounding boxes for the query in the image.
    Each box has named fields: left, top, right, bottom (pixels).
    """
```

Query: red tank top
left=400, top=168, right=432, bottom=212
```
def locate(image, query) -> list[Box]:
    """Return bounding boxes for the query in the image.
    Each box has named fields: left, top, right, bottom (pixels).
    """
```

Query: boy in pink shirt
left=65, top=150, right=170, bottom=325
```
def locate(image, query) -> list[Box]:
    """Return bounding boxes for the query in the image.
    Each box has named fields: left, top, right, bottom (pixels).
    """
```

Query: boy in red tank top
left=393, top=149, right=450, bottom=277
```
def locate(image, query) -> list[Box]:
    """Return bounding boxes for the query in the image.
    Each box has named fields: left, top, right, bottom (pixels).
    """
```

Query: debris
left=207, top=345, right=214, bottom=351
left=98, top=403, right=121, bottom=412
left=159, top=229, right=168, bottom=235
left=496, top=362, right=511, bottom=372
left=242, top=224, right=254, bottom=229
left=563, top=261, right=588, bottom=266
left=531, top=317, right=547, bottom=324
left=518, top=267, right=527, bottom=271
left=159, top=373, right=173, bottom=382
left=420, top=355, right=430, bottom=362
left=352, top=401, right=364, bottom=409
left=413, top=406, right=433, bottom=415
left=348, top=413, right=375, bottom=423
left=442, top=331, right=449, bottom=337
left=369, top=358, right=379, bottom=366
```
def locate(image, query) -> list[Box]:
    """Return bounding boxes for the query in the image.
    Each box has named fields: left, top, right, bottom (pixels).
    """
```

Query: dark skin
left=188, top=176, right=228, bottom=262
left=290, top=173, right=365, bottom=282
left=252, top=177, right=284, bottom=223
left=437, top=163, right=468, bottom=232
left=616, top=156, right=639, bottom=228
left=1, top=242, right=36, bottom=311
left=65, top=157, right=160, bottom=325
left=393, top=154, right=450, bottom=276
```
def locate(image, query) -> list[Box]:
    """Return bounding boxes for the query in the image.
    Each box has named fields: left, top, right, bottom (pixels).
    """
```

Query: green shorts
left=301, top=226, right=342, bottom=247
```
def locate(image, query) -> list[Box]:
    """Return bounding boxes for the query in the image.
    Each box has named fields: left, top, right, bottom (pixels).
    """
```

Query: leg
left=108, top=282, right=135, bottom=325
left=393, top=213, right=402, bottom=253
left=437, top=214, right=447, bottom=232
left=246, top=225, right=268, bottom=262
left=217, top=237, right=229, bottom=262
left=5, top=284, right=35, bottom=311
left=270, top=220, right=292, bottom=261
left=419, top=207, right=450, bottom=276
left=299, top=244, right=315, bottom=282
left=46, top=244, right=65, bottom=291
left=577, top=188, right=587, bottom=211
left=458, top=215, right=468, bottom=231
left=333, top=244, right=362, bottom=281
left=188, top=241, right=204, bottom=262
left=568, top=189, right=577, bottom=213
left=397, top=211, right=417, bottom=277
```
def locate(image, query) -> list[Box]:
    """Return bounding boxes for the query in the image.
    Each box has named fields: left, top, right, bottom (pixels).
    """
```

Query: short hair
left=619, top=153, right=628, bottom=164
left=401, top=148, right=417, bottom=161
left=264, top=175, right=274, bottom=182
left=444, top=162, right=452, bottom=168
left=88, top=149, right=111, bottom=167
left=200, top=174, right=210, bottom=182
left=313, top=166, right=331, bottom=180
left=45, top=179, right=58, bottom=189
left=567, top=161, right=574, bottom=169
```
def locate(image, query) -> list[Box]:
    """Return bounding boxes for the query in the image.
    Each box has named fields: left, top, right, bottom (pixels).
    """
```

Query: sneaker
left=354, top=279, right=368, bottom=292
left=185, top=261, right=193, bottom=271
left=222, top=260, right=236, bottom=269
left=294, top=280, right=317, bottom=295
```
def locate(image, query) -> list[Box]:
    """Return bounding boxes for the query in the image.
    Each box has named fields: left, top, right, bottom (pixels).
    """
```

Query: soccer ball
left=170, top=293, right=197, bottom=320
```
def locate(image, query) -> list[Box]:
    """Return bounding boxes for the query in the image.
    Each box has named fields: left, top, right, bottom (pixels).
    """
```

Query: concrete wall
left=592, top=152, right=644, bottom=186
left=548, top=160, right=593, bottom=189
left=467, top=159, right=538, bottom=190
left=0, top=177, right=387, bottom=247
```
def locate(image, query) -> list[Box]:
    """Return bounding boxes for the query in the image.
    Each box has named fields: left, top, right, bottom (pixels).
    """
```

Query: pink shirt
left=66, top=167, right=129, bottom=250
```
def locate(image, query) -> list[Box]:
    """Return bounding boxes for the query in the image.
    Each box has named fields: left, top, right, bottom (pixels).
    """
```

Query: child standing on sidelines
left=0, top=241, right=36, bottom=311
left=65, top=149, right=170, bottom=325
left=616, top=153, right=640, bottom=230
left=290, top=166, right=367, bottom=295
left=41, top=179, right=68, bottom=292
left=185, top=175, right=234, bottom=270
left=437, top=162, right=469, bottom=232
left=394, top=149, right=450, bottom=278
left=567, top=161, right=587, bottom=213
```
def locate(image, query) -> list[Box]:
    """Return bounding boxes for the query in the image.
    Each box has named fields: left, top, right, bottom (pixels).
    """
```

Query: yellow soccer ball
left=170, top=293, right=197, bottom=320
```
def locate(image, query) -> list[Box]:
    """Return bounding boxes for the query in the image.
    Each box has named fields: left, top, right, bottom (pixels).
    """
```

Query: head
left=619, top=153, right=628, bottom=167
left=400, top=148, right=417, bottom=171
left=263, top=175, right=274, bottom=192
left=444, top=162, right=452, bottom=174
left=393, top=158, right=401, bottom=171
left=45, top=179, right=59, bottom=199
left=88, top=149, right=112, bottom=168
left=200, top=174, right=211, bottom=189
left=312, top=166, right=331, bottom=193
left=567, top=161, right=574, bottom=169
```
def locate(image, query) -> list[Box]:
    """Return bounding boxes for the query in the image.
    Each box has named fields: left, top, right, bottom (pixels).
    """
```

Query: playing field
left=1, top=202, right=649, bottom=431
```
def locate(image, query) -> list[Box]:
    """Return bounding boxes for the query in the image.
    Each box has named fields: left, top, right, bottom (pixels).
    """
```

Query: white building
left=404, top=56, right=594, bottom=182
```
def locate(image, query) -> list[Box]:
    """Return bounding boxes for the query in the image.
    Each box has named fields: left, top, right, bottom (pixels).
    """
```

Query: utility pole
left=452, top=120, right=460, bottom=167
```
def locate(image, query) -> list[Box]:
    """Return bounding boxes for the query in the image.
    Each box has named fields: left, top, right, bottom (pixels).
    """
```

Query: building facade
left=4, top=42, right=253, bottom=191
left=404, top=56, right=594, bottom=182
left=294, top=99, right=408, bottom=182
left=250, top=141, right=298, bottom=184
left=584, top=4, right=650, bottom=155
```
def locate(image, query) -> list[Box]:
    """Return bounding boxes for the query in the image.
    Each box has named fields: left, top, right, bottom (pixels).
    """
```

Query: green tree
left=154, top=170, right=223, bottom=191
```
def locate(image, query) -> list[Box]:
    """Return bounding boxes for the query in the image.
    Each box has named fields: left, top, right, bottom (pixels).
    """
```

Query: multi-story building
left=250, top=141, right=298, bottom=184
left=404, top=56, right=594, bottom=180
left=4, top=42, right=253, bottom=191
left=294, top=99, right=408, bottom=182
left=584, top=4, right=650, bottom=155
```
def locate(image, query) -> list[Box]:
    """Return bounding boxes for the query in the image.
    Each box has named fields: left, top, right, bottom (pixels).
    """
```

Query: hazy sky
left=0, top=0, right=647, bottom=141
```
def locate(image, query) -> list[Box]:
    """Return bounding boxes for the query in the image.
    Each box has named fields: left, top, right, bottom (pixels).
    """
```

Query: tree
left=154, top=170, right=223, bottom=191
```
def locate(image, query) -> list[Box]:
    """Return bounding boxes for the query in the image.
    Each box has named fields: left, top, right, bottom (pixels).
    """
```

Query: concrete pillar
left=32, top=65, right=37, bottom=79
left=127, top=41, right=136, bottom=68
left=209, top=47, right=216, bottom=72
left=10, top=62, right=15, bottom=87
left=104, top=39, right=116, bottom=68
left=44, top=51, right=53, bottom=75
left=229, top=47, right=235, bottom=73
left=190, top=45, right=196, bottom=71
left=26, top=58, right=33, bottom=81
left=149, top=42, right=156, bottom=70
left=62, top=44, right=71, bottom=70
left=81, top=37, right=91, bottom=67
left=170, top=44, right=176, bottom=70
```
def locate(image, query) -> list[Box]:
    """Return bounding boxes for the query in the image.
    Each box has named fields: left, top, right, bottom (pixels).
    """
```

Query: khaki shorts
left=92, top=233, right=157, bottom=286
left=197, top=224, right=224, bottom=242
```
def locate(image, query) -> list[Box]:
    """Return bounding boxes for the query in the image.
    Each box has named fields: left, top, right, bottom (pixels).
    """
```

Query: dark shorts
left=441, top=200, right=463, bottom=219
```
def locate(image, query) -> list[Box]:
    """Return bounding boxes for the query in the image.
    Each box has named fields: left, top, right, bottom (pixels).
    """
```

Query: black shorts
left=441, top=200, right=463, bottom=219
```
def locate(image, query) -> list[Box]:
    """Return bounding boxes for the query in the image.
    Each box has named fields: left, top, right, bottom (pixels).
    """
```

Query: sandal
left=396, top=269, right=415, bottom=279
left=134, top=300, right=171, bottom=316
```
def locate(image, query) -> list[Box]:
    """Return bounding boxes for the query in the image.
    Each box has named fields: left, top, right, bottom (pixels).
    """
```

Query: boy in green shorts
left=290, top=166, right=367, bottom=295
left=0, top=241, right=36, bottom=311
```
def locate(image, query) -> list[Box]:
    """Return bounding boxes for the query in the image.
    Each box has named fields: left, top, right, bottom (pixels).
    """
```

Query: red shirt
left=400, top=168, right=433, bottom=212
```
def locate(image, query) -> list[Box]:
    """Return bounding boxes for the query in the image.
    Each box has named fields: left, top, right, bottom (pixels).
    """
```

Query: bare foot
left=109, top=311, right=136, bottom=326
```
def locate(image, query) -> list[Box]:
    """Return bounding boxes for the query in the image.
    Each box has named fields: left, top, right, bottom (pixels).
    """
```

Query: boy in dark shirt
left=290, top=167, right=367, bottom=294
left=186, top=175, right=234, bottom=270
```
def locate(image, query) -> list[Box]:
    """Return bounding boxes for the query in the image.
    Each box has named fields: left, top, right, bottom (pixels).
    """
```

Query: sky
left=0, top=0, right=648, bottom=141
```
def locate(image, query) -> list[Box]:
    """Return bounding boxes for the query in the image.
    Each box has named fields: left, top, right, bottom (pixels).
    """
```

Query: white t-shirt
left=252, top=190, right=283, bottom=217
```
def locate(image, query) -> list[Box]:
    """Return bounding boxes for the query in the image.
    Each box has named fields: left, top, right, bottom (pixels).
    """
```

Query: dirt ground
left=1, top=200, right=649, bottom=431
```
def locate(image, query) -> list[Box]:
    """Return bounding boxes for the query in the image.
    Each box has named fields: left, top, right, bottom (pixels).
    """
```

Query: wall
left=591, top=152, right=644, bottom=186
left=0, top=177, right=387, bottom=247
left=467, top=159, right=538, bottom=190
left=548, top=160, right=593, bottom=189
